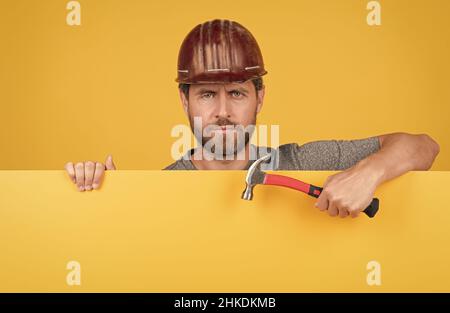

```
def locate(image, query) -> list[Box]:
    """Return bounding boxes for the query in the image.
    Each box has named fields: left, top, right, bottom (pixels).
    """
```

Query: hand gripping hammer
left=241, top=154, right=379, bottom=218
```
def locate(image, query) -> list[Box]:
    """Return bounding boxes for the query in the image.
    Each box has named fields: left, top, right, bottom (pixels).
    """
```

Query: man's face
left=179, top=80, right=265, bottom=157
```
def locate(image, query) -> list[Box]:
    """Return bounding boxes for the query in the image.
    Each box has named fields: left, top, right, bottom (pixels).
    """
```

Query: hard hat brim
left=175, top=70, right=267, bottom=84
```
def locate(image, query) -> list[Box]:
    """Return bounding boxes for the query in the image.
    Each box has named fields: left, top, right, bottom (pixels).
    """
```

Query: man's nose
left=215, top=90, right=231, bottom=118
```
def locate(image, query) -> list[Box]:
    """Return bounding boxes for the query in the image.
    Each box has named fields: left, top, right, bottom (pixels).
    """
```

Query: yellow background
left=1, top=170, right=449, bottom=292
left=0, top=0, right=449, bottom=169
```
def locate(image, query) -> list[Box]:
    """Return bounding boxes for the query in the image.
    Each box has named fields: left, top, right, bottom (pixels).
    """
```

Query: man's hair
left=178, top=77, right=264, bottom=99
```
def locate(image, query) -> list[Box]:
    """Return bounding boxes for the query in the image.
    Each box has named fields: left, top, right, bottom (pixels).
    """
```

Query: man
left=65, top=19, right=440, bottom=218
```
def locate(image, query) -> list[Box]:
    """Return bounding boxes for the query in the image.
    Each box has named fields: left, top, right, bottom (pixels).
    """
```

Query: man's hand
left=64, top=155, right=116, bottom=191
left=315, top=162, right=382, bottom=218
left=315, top=132, right=440, bottom=218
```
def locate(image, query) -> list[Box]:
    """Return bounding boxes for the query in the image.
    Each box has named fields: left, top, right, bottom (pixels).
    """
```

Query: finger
left=74, top=162, right=85, bottom=191
left=327, top=201, right=339, bottom=217
left=92, top=162, right=105, bottom=190
left=84, top=161, right=95, bottom=191
left=105, top=154, right=116, bottom=170
left=350, top=207, right=361, bottom=218
left=65, top=162, right=76, bottom=183
left=338, top=207, right=349, bottom=218
left=315, top=191, right=329, bottom=212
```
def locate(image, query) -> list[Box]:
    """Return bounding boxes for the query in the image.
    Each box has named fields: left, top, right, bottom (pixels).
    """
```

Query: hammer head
left=241, top=154, right=272, bottom=200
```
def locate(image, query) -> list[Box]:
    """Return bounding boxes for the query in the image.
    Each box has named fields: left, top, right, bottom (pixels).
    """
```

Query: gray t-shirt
left=163, top=137, right=381, bottom=171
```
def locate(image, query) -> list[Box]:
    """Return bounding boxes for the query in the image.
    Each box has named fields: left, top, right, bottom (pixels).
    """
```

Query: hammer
left=241, top=154, right=379, bottom=218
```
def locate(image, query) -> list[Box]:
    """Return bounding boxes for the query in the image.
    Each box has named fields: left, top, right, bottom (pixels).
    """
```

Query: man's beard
left=188, top=114, right=257, bottom=158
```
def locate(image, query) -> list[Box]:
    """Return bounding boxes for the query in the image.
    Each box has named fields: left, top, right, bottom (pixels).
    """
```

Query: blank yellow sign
left=0, top=170, right=449, bottom=292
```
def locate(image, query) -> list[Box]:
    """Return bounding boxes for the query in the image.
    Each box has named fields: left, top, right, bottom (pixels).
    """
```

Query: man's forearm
left=355, top=132, right=440, bottom=185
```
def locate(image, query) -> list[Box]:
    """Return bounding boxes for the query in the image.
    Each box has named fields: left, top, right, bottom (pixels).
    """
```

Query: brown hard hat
left=176, top=19, right=267, bottom=84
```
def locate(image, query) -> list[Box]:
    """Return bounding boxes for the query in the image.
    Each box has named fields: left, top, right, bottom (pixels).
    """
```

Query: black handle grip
left=363, top=198, right=379, bottom=218
left=308, top=185, right=379, bottom=218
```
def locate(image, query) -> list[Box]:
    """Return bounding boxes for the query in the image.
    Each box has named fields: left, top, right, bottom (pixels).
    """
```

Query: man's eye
left=201, top=92, right=215, bottom=99
left=231, top=91, right=243, bottom=98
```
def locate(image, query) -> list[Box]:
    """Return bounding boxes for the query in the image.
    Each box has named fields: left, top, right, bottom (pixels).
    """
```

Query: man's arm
left=315, top=132, right=440, bottom=218
left=364, top=132, right=440, bottom=183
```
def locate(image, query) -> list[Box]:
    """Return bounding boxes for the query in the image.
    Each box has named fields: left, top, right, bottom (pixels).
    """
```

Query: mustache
left=214, top=118, right=236, bottom=127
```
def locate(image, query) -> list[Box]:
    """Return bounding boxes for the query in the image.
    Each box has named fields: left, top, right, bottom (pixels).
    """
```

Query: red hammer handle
left=263, top=173, right=379, bottom=218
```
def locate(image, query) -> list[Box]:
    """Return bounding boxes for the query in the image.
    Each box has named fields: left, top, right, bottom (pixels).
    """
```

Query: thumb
left=105, top=154, right=116, bottom=170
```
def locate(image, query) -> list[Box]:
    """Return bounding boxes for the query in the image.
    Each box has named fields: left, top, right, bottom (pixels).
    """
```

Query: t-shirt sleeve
left=277, top=136, right=381, bottom=170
